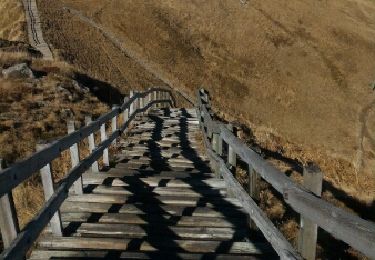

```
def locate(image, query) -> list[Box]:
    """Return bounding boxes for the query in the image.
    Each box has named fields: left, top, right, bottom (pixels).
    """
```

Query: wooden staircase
left=29, top=108, right=276, bottom=259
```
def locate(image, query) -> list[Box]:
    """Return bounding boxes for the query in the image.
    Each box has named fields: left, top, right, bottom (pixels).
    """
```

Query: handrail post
left=100, top=123, right=110, bottom=168
left=212, top=131, right=222, bottom=178
left=248, top=164, right=260, bottom=230
left=123, top=97, right=130, bottom=130
left=67, top=121, right=83, bottom=195
left=298, top=163, right=322, bottom=260
left=227, top=124, right=237, bottom=168
left=0, top=159, right=19, bottom=248
left=37, top=144, right=63, bottom=236
left=129, top=91, right=135, bottom=116
left=85, top=116, right=99, bottom=173
left=112, top=105, right=119, bottom=145
left=153, top=90, right=158, bottom=108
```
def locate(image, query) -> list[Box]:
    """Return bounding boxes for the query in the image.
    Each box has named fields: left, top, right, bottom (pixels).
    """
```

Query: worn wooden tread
left=61, top=202, right=247, bottom=217
left=29, top=250, right=262, bottom=259
left=65, top=194, right=242, bottom=207
left=82, top=174, right=226, bottom=188
left=90, top=185, right=226, bottom=197
left=36, top=237, right=271, bottom=254
left=66, top=223, right=248, bottom=241
left=59, top=212, right=247, bottom=228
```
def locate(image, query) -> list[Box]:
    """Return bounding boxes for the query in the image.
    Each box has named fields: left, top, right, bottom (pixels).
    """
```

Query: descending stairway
left=29, top=108, right=276, bottom=259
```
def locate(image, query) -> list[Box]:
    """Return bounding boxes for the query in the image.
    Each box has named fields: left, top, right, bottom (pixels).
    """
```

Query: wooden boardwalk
left=29, top=108, right=275, bottom=259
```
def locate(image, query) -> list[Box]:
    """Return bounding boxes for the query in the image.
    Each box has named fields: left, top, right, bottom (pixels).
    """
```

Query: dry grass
left=0, top=0, right=26, bottom=41
left=0, top=50, right=109, bottom=229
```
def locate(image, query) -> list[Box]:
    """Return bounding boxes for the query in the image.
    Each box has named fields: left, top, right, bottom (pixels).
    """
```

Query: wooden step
left=90, top=186, right=227, bottom=197
left=29, top=250, right=260, bottom=259
left=61, top=202, right=247, bottom=217
left=97, top=169, right=213, bottom=178
left=82, top=174, right=225, bottom=188
left=69, top=223, right=247, bottom=241
left=36, top=237, right=271, bottom=254
left=65, top=194, right=242, bottom=207
left=59, top=212, right=247, bottom=228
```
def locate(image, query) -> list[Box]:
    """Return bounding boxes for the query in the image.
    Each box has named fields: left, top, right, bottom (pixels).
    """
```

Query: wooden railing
left=196, top=89, right=375, bottom=260
left=0, top=88, right=173, bottom=259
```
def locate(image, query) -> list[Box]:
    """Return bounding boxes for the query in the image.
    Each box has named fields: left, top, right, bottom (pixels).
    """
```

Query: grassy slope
left=0, top=0, right=26, bottom=41
left=39, top=0, right=375, bottom=202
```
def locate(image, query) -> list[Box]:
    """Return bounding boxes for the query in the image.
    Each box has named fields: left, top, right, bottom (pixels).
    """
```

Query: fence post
left=212, top=131, right=222, bottom=177
left=298, top=163, right=323, bottom=260
left=129, top=91, right=135, bottom=116
left=0, top=159, right=19, bottom=248
left=67, top=121, right=83, bottom=195
left=85, top=116, right=99, bottom=172
left=123, top=97, right=129, bottom=129
left=37, top=144, right=63, bottom=236
left=112, top=105, right=119, bottom=144
left=153, top=91, right=158, bottom=108
left=248, top=165, right=260, bottom=230
left=100, top=123, right=109, bottom=168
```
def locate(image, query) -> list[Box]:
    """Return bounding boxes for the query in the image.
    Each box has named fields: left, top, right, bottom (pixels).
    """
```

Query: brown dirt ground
left=37, top=0, right=375, bottom=204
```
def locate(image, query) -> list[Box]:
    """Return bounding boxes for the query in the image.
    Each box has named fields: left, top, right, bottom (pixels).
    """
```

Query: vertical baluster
left=112, top=105, right=119, bottom=144
left=129, top=91, right=135, bottom=116
left=298, top=163, right=322, bottom=260
left=123, top=97, right=129, bottom=130
left=100, top=123, right=109, bottom=168
left=37, top=144, right=63, bottom=236
left=67, top=121, right=83, bottom=195
left=85, top=116, right=99, bottom=173
left=0, top=159, right=19, bottom=248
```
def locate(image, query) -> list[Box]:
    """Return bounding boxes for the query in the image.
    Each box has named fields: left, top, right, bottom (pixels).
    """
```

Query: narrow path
left=22, top=0, right=53, bottom=60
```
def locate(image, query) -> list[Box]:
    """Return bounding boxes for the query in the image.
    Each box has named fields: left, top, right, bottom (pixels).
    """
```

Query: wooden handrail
left=196, top=88, right=375, bottom=259
left=0, top=88, right=173, bottom=259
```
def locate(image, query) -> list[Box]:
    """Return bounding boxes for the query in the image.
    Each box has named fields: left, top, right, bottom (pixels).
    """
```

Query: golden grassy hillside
left=37, top=0, right=375, bottom=203
left=0, top=0, right=26, bottom=41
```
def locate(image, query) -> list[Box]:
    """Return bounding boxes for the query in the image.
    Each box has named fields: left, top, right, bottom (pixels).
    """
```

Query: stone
left=2, top=63, right=34, bottom=79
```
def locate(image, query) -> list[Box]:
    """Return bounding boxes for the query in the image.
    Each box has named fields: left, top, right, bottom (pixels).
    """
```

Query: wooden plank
left=85, top=116, right=99, bottom=172
left=71, top=223, right=245, bottom=241
left=297, top=163, right=322, bottom=260
left=67, top=120, right=83, bottom=195
left=100, top=123, right=109, bottom=167
left=82, top=174, right=225, bottom=188
left=29, top=250, right=259, bottom=259
left=65, top=194, right=243, bottom=207
left=92, top=169, right=213, bottom=178
left=37, top=236, right=270, bottom=254
left=60, top=202, right=246, bottom=218
left=112, top=105, right=119, bottom=144
left=37, top=144, right=63, bottom=237
left=91, top=185, right=226, bottom=197
left=60, top=212, right=247, bottom=228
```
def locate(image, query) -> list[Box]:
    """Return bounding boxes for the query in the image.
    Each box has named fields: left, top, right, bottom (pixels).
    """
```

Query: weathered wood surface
left=297, top=163, right=322, bottom=260
left=26, top=107, right=275, bottom=259
left=197, top=89, right=375, bottom=259
left=29, top=250, right=259, bottom=259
